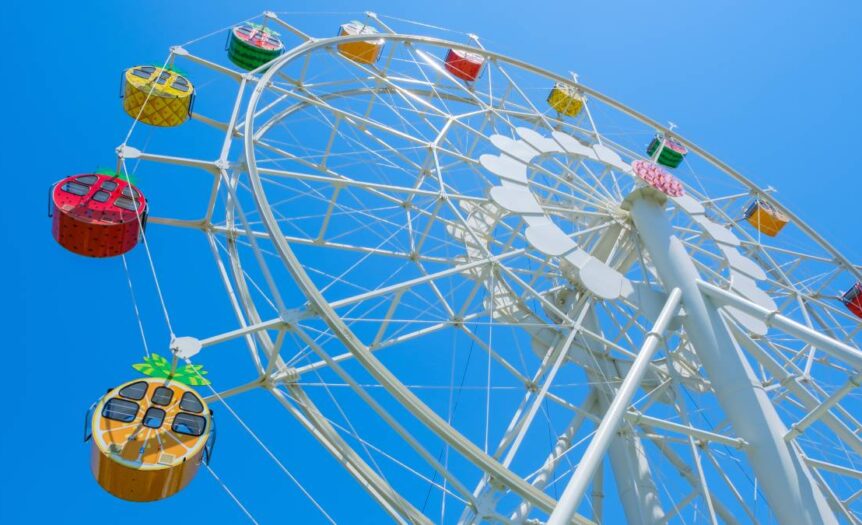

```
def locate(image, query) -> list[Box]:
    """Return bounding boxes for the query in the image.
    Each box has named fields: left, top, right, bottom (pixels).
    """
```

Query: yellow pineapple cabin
left=122, top=66, right=194, bottom=127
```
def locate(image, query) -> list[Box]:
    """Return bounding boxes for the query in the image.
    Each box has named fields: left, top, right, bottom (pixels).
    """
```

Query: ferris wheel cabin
left=122, top=66, right=194, bottom=127
left=646, top=134, right=688, bottom=168
left=744, top=199, right=789, bottom=237
left=227, top=23, right=285, bottom=71
left=843, top=283, right=862, bottom=319
left=547, top=82, right=585, bottom=117
left=337, top=21, right=385, bottom=64
left=50, top=173, right=147, bottom=258
left=86, top=377, right=214, bottom=502
left=445, top=49, right=485, bottom=82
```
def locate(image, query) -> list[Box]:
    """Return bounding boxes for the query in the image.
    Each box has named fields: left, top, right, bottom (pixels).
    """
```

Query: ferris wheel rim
left=240, top=35, right=583, bottom=523
left=239, top=30, right=861, bottom=287
left=230, top=26, right=862, bottom=518
left=152, top=18, right=858, bottom=520
left=85, top=12, right=862, bottom=522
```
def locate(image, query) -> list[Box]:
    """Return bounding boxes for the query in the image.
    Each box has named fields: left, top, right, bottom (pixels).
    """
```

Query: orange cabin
left=85, top=377, right=214, bottom=502
left=744, top=199, right=788, bottom=237
left=337, top=21, right=384, bottom=64
left=50, top=173, right=147, bottom=257
left=445, top=49, right=485, bottom=82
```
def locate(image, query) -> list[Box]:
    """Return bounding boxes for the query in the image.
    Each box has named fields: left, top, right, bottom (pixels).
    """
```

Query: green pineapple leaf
left=131, top=354, right=211, bottom=387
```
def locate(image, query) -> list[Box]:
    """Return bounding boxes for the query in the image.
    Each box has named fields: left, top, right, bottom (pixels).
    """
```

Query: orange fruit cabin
left=86, top=377, right=214, bottom=502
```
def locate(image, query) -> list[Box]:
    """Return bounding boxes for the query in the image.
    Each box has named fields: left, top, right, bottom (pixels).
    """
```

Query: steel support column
left=547, top=287, right=681, bottom=525
left=625, top=188, right=836, bottom=525
left=583, top=308, right=667, bottom=525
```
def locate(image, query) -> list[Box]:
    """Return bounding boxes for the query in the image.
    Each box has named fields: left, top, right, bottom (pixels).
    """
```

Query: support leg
left=627, top=190, right=836, bottom=525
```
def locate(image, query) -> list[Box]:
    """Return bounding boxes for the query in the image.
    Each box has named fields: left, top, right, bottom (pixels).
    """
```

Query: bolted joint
left=270, top=367, right=300, bottom=384
left=279, top=307, right=305, bottom=329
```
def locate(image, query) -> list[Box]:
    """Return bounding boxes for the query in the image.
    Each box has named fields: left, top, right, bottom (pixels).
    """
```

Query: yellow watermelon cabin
left=86, top=377, right=214, bottom=502
left=122, top=66, right=194, bottom=127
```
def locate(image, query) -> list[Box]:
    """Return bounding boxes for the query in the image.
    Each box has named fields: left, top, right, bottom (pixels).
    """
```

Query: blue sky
left=4, top=1, right=862, bottom=523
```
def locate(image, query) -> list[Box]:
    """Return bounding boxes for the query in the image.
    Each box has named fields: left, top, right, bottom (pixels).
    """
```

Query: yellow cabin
left=86, top=377, right=214, bottom=502
left=122, top=66, right=194, bottom=127
left=744, top=199, right=789, bottom=237
left=547, top=82, right=585, bottom=117
left=337, top=21, right=385, bottom=65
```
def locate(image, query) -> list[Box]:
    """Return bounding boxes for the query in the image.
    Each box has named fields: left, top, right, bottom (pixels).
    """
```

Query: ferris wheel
left=49, top=10, right=862, bottom=525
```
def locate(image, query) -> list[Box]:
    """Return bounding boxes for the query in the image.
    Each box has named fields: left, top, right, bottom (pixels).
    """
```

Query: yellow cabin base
left=337, top=39, right=383, bottom=64
left=547, top=84, right=584, bottom=117
left=123, top=82, right=191, bottom=128
left=91, top=442, right=202, bottom=502
left=746, top=206, right=788, bottom=237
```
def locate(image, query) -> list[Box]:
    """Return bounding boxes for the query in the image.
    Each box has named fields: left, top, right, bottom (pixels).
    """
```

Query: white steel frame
left=118, top=11, right=862, bottom=525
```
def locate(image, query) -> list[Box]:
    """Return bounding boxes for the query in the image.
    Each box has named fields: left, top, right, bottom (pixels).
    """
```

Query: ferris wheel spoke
left=325, top=52, right=450, bottom=133
left=217, top=173, right=291, bottom=315
left=215, top=224, right=454, bottom=265
left=269, top=383, right=434, bottom=524
left=173, top=46, right=244, bottom=83
left=266, top=110, right=425, bottom=186
left=698, top=447, right=760, bottom=524
left=511, top=393, right=595, bottom=521
left=266, top=85, right=430, bottom=148
left=305, top=389, right=473, bottom=506
left=487, top=306, right=593, bottom=473
left=120, top=145, right=218, bottom=173
left=647, top=436, right=743, bottom=525
left=264, top=181, right=416, bottom=255
left=287, top=323, right=491, bottom=504
left=729, top=323, right=862, bottom=459
left=808, top=466, right=861, bottom=524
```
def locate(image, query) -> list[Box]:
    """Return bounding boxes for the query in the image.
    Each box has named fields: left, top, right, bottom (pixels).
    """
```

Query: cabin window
left=92, top=190, right=111, bottom=203
left=139, top=66, right=156, bottom=74
left=118, top=381, right=148, bottom=400
left=76, top=175, right=98, bottom=185
left=142, top=407, right=166, bottom=429
left=179, top=392, right=204, bottom=413
left=61, top=182, right=89, bottom=196
left=155, top=71, right=171, bottom=85
left=122, top=186, right=141, bottom=199
left=237, top=25, right=252, bottom=35
left=131, top=68, right=152, bottom=79
left=114, top=197, right=139, bottom=211
left=102, top=398, right=139, bottom=423
left=100, top=180, right=118, bottom=192
left=172, top=77, right=190, bottom=92
left=172, top=413, right=206, bottom=436
left=152, top=386, right=174, bottom=406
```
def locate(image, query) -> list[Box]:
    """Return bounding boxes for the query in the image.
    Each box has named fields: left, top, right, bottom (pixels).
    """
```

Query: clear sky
left=4, top=1, right=862, bottom=523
